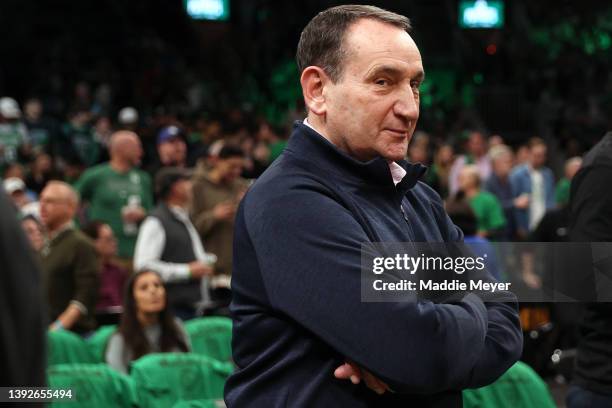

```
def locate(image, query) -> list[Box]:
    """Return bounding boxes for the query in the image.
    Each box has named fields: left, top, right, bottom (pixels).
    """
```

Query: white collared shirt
left=133, top=206, right=214, bottom=282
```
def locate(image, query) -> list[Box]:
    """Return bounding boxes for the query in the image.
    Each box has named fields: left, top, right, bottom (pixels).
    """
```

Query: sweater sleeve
left=430, top=190, right=522, bottom=389
left=191, top=179, right=219, bottom=237
left=242, top=183, right=514, bottom=394
left=72, top=237, right=100, bottom=317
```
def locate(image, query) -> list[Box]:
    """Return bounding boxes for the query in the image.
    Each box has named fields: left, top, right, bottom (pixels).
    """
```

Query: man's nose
left=394, top=86, right=419, bottom=121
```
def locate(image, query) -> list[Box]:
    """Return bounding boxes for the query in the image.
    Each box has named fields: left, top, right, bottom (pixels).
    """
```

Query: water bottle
left=122, top=195, right=141, bottom=235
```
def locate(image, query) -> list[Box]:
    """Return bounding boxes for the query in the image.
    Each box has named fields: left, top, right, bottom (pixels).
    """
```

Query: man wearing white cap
left=3, top=177, right=39, bottom=218
left=3, top=177, right=29, bottom=208
left=117, top=107, right=139, bottom=130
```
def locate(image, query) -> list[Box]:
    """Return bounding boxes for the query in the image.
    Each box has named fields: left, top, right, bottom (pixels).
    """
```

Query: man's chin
left=381, top=149, right=408, bottom=163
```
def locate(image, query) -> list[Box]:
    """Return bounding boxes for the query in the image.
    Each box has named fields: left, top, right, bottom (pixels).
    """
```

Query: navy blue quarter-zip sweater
left=225, top=122, right=522, bottom=407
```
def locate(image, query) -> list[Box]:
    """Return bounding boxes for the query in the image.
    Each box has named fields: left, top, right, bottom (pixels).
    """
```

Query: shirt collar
left=303, top=118, right=407, bottom=186
left=48, top=221, right=74, bottom=242
left=168, top=205, right=189, bottom=220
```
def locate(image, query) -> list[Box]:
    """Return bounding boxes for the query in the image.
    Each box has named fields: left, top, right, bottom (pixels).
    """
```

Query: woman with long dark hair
left=105, top=270, right=190, bottom=373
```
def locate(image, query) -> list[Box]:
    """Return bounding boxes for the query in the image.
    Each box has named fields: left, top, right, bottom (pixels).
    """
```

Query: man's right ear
left=300, top=66, right=328, bottom=115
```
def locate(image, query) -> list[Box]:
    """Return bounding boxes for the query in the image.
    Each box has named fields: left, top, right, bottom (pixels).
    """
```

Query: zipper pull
left=400, top=205, right=409, bottom=222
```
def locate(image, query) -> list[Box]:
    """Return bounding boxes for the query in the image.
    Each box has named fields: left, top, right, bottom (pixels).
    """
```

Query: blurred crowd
left=0, top=91, right=292, bottom=331
left=0, top=87, right=605, bottom=384
left=0, top=89, right=594, bottom=302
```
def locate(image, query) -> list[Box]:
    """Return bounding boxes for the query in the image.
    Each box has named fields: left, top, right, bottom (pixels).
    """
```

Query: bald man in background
left=40, top=181, right=99, bottom=333
left=76, top=131, right=153, bottom=260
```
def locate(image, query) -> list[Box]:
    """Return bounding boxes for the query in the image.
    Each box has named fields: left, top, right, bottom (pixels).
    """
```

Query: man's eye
left=375, top=79, right=390, bottom=86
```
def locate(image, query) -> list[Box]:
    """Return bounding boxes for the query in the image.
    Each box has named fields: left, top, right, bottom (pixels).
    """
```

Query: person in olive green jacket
left=191, top=145, right=248, bottom=285
left=40, top=181, right=99, bottom=334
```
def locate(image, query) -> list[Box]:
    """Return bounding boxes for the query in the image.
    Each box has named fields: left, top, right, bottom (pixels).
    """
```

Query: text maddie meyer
left=372, top=279, right=511, bottom=293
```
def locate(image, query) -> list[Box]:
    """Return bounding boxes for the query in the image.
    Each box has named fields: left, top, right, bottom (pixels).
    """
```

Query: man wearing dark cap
left=146, top=126, right=188, bottom=177
left=134, top=167, right=215, bottom=320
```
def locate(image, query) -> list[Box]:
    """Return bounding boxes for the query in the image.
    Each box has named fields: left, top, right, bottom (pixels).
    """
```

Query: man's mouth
left=384, top=129, right=409, bottom=137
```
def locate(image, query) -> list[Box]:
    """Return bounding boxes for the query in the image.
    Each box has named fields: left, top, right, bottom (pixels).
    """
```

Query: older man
left=40, top=181, right=99, bottom=333
left=225, top=5, right=522, bottom=407
left=76, top=131, right=153, bottom=260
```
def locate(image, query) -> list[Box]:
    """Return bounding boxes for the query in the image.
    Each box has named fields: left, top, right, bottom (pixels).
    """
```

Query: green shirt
left=61, top=123, right=100, bottom=166
left=75, top=163, right=153, bottom=258
left=469, top=191, right=506, bottom=234
left=0, top=122, right=28, bottom=166
left=555, top=177, right=571, bottom=206
left=463, top=361, right=556, bottom=408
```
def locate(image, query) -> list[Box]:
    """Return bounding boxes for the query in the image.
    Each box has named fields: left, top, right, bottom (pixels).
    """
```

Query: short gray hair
left=296, top=5, right=411, bottom=82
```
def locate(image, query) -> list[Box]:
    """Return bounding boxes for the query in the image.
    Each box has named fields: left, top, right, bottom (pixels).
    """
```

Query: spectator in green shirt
left=59, top=110, right=101, bottom=167
left=458, top=165, right=506, bottom=239
left=75, top=131, right=152, bottom=260
left=555, top=156, right=582, bottom=207
left=0, top=97, right=30, bottom=169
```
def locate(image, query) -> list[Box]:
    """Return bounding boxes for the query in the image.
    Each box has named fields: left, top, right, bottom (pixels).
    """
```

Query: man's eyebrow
left=365, top=65, right=404, bottom=79
left=365, top=65, right=426, bottom=82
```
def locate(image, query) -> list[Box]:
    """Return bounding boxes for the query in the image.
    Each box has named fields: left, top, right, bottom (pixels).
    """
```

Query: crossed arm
left=244, top=187, right=522, bottom=394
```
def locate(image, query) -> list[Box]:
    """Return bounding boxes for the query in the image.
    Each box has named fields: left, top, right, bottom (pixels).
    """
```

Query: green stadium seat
left=185, top=317, right=233, bottom=364
left=463, top=361, right=556, bottom=408
left=47, top=363, right=137, bottom=408
left=87, top=325, right=117, bottom=362
left=47, top=330, right=96, bottom=366
left=130, top=353, right=233, bottom=408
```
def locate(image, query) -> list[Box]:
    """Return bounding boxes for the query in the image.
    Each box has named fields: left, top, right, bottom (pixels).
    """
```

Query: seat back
left=47, top=363, right=137, bottom=408
left=185, top=317, right=233, bottom=363
left=48, top=330, right=96, bottom=366
left=130, top=353, right=233, bottom=408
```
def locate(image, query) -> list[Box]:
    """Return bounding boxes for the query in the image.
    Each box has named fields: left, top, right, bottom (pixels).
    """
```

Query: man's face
left=124, top=136, right=144, bottom=167
left=493, top=153, right=513, bottom=178
left=39, top=185, right=74, bottom=230
left=530, top=144, right=547, bottom=168
left=467, top=132, right=486, bottom=157
left=158, top=138, right=187, bottom=166
left=216, top=157, right=244, bottom=183
left=10, top=190, right=28, bottom=208
left=171, top=179, right=193, bottom=204
left=25, top=100, right=42, bottom=120
left=323, top=19, right=423, bottom=162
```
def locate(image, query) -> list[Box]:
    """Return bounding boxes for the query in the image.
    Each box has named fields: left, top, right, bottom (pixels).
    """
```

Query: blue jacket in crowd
left=509, top=164, right=556, bottom=232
